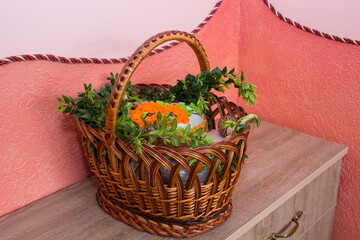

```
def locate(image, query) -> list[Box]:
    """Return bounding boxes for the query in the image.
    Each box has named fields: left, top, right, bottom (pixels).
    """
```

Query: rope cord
left=263, top=0, right=360, bottom=46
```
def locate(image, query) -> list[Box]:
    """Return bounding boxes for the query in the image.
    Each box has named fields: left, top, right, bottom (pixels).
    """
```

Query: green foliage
left=127, top=67, right=257, bottom=116
left=116, top=111, right=214, bottom=154
left=57, top=82, right=107, bottom=129
left=235, top=71, right=257, bottom=106
left=56, top=67, right=258, bottom=166
left=56, top=73, right=215, bottom=154
left=223, top=114, right=261, bottom=134
left=167, top=67, right=257, bottom=115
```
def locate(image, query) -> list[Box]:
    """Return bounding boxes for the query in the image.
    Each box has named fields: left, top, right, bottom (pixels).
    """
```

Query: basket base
left=96, top=188, right=232, bottom=238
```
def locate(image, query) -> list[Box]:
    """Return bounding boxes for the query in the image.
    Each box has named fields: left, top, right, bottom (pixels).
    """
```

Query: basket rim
left=77, top=117, right=249, bottom=150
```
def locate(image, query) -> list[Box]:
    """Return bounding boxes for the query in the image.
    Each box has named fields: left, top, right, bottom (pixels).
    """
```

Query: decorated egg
left=217, top=115, right=236, bottom=137
left=130, top=101, right=208, bottom=133
left=179, top=109, right=208, bottom=134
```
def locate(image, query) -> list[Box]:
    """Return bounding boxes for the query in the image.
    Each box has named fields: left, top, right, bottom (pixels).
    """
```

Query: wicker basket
left=75, top=31, right=249, bottom=238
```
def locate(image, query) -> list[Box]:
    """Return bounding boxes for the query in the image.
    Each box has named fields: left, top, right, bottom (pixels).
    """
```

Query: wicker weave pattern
left=75, top=31, right=249, bottom=238
left=96, top=189, right=233, bottom=238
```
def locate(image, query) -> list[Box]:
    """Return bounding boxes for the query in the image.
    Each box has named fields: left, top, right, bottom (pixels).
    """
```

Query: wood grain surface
left=0, top=122, right=347, bottom=240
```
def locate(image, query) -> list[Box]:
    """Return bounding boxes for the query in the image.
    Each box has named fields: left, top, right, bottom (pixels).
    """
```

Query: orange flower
left=130, top=102, right=189, bottom=127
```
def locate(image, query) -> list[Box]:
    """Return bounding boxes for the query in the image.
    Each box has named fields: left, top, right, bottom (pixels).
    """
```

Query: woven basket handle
left=105, top=31, right=210, bottom=143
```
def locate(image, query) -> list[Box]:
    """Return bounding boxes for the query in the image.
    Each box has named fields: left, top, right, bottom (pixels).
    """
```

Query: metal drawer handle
left=267, top=211, right=303, bottom=240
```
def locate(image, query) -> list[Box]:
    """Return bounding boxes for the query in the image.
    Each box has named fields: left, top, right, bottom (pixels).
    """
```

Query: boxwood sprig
left=56, top=67, right=257, bottom=154
left=166, top=67, right=257, bottom=115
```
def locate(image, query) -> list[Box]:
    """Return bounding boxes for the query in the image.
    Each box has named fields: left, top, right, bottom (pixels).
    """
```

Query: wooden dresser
left=0, top=122, right=347, bottom=240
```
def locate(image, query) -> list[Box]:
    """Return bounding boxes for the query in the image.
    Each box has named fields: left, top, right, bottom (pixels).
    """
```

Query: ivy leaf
left=189, top=158, right=197, bottom=166
left=140, top=116, right=147, bottom=127
left=156, top=112, right=162, bottom=122
left=189, top=103, right=197, bottom=112
left=134, top=144, right=142, bottom=154
left=170, top=119, right=177, bottom=131
left=241, top=71, right=246, bottom=81
left=124, top=123, right=132, bottom=135
left=185, top=124, right=191, bottom=133
left=62, top=95, right=70, bottom=104
left=149, top=129, right=161, bottom=135
left=69, top=97, right=75, bottom=105
left=56, top=104, right=63, bottom=110
left=81, top=113, right=92, bottom=119
left=148, top=136, right=155, bottom=144
left=100, top=87, right=106, bottom=96
left=63, top=106, right=72, bottom=113
left=160, top=119, right=167, bottom=132
left=171, top=137, right=179, bottom=147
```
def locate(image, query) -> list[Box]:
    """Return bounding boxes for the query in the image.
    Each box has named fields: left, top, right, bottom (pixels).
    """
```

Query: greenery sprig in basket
left=57, top=67, right=259, bottom=154
left=56, top=31, right=260, bottom=238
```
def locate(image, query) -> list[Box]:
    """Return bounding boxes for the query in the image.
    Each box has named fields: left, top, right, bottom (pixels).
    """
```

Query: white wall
left=0, top=0, right=217, bottom=58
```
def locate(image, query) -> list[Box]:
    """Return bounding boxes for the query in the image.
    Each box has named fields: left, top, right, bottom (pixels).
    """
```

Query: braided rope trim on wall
left=0, top=0, right=223, bottom=66
left=263, top=0, right=360, bottom=46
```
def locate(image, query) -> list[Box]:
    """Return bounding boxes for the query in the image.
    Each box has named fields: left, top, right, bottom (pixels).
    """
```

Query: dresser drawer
left=296, top=205, right=336, bottom=240
left=237, top=160, right=341, bottom=240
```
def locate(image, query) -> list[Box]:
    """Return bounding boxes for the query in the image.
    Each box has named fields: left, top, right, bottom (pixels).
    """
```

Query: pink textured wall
left=238, top=1, right=360, bottom=239
left=0, top=0, right=240, bottom=216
